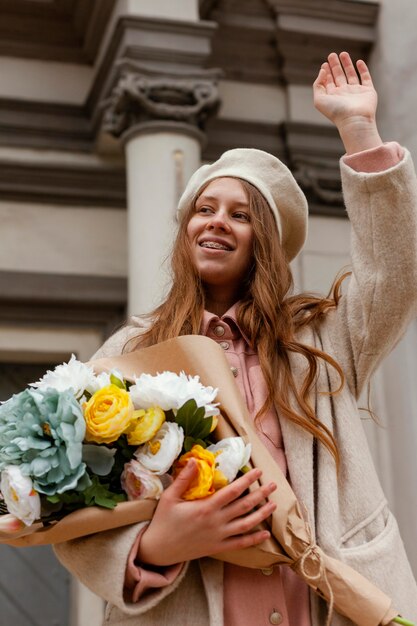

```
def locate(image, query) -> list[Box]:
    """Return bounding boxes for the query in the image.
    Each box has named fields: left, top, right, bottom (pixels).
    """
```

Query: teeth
left=200, top=241, right=230, bottom=250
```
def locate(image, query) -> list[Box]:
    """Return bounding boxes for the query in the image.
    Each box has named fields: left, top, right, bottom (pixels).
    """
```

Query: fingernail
left=262, top=531, right=270, bottom=539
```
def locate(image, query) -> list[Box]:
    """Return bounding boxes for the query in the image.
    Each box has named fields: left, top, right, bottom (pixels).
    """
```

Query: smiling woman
left=54, top=52, right=417, bottom=626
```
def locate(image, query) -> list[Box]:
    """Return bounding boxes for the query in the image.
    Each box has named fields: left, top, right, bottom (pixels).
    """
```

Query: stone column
left=103, top=69, right=220, bottom=316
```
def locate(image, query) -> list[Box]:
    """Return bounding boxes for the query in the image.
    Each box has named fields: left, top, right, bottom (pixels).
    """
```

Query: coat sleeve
left=323, top=146, right=417, bottom=398
left=53, top=524, right=189, bottom=616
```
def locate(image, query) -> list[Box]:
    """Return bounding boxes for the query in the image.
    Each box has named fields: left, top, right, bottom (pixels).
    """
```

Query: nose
left=206, top=210, right=231, bottom=232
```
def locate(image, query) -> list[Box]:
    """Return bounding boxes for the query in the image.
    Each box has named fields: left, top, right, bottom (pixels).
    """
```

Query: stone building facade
left=0, top=1, right=415, bottom=624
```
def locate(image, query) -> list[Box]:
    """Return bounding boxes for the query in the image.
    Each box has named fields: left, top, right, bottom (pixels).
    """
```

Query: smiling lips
left=199, top=239, right=233, bottom=251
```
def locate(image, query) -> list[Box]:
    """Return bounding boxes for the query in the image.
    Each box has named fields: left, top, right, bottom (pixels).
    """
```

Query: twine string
left=291, top=543, right=335, bottom=626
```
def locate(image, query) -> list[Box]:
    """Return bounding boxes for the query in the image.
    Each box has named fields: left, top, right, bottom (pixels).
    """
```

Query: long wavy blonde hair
left=126, top=178, right=346, bottom=468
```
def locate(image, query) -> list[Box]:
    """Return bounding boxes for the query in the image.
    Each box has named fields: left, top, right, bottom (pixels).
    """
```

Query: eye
left=233, top=211, right=250, bottom=221
left=197, top=206, right=214, bottom=214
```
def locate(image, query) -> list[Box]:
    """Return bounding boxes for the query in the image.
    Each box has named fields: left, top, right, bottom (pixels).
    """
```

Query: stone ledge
left=0, top=156, right=126, bottom=208
left=0, top=271, right=127, bottom=338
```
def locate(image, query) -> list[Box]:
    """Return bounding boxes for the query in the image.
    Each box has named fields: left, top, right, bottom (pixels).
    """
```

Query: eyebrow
left=196, top=194, right=249, bottom=207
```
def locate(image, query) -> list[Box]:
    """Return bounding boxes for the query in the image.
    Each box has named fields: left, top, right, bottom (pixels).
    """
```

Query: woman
left=55, top=52, right=417, bottom=625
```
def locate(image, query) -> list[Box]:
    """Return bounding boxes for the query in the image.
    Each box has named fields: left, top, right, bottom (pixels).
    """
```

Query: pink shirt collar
left=201, top=302, right=252, bottom=346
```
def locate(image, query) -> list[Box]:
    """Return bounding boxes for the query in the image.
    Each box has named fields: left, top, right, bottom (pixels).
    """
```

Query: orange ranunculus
left=83, top=384, right=134, bottom=444
left=174, top=445, right=218, bottom=500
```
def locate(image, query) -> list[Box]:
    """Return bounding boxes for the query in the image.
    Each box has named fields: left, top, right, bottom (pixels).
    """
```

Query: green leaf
left=175, top=399, right=211, bottom=439
left=46, top=494, right=60, bottom=504
left=110, top=374, right=126, bottom=390
left=184, top=436, right=195, bottom=452
left=81, top=476, right=126, bottom=509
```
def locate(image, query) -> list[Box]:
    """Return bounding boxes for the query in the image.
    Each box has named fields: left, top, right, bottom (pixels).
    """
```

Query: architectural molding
left=285, top=121, right=345, bottom=214
left=265, top=0, right=379, bottom=25
left=87, top=15, right=219, bottom=130
left=266, top=0, right=379, bottom=84
left=0, top=271, right=127, bottom=338
left=203, top=117, right=286, bottom=162
left=0, top=156, right=126, bottom=208
left=102, top=69, right=220, bottom=141
left=0, top=0, right=116, bottom=64
left=202, top=0, right=280, bottom=85
left=0, top=98, right=93, bottom=152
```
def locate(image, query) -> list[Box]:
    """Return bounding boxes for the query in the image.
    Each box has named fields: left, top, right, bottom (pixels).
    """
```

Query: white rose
left=207, top=438, right=251, bottom=483
left=0, top=466, right=41, bottom=526
left=30, top=354, right=97, bottom=400
left=130, top=371, right=219, bottom=417
left=134, top=422, right=184, bottom=475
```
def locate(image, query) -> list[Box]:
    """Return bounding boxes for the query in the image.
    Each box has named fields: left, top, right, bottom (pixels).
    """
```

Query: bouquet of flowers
left=0, top=355, right=250, bottom=535
left=0, top=335, right=413, bottom=626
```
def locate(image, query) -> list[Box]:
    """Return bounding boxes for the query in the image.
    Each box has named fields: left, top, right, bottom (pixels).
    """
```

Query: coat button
left=230, top=366, right=238, bottom=377
left=220, top=341, right=229, bottom=350
left=261, top=566, right=274, bottom=576
left=269, top=611, right=283, bottom=625
left=213, top=325, right=225, bottom=337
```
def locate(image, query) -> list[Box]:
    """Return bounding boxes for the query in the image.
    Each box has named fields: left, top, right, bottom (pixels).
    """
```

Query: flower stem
left=393, top=617, right=415, bottom=625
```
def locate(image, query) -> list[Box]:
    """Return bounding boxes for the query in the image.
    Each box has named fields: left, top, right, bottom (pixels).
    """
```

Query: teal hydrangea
left=0, top=388, right=89, bottom=496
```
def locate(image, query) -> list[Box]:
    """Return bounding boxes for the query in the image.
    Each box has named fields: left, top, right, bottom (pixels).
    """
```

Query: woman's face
left=186, top=177, right=254, bottom=300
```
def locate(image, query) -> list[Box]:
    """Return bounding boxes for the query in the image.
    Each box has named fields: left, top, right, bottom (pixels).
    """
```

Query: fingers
left=227, top=498, right=276, bottom=537
left=218, top=527, right=272, bottom=554
left=224, top=481, right=277, bottom=522
left=327, top=52, right=348, bottom=86
left=356, top=58, right=374, bottom=87
left=339, top=51, right=360, bottom=85
left=313, top=63, right=334, bottom=92
left=168, top=458, right=198, bottom=498
left=325, top=52, right=372, bottom=87
left=213, top=468, right=263, bottom=508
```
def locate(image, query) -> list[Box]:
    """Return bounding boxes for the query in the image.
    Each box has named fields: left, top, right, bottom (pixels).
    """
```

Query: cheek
left=186, top=217, right=198, bottom=242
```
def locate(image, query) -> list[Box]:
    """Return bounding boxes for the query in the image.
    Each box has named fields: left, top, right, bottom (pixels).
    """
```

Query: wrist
left=336, top=116, right=383, bottom=155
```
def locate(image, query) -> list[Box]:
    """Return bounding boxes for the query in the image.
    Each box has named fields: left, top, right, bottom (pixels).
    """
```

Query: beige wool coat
left=55, top=151, right=417, bottom=626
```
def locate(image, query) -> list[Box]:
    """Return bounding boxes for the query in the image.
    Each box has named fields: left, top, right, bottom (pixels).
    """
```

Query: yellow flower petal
left=84, top=384, right=134, bottom=444
left=174, top=445, right=217, bottom=500
left=126, top=407, right=165, bottom=446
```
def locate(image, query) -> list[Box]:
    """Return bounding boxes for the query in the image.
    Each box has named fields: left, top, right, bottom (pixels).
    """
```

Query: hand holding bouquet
left=0, top=356, right=250, bottom=533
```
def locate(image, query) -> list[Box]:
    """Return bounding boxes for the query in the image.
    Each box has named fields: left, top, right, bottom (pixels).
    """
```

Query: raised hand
left=138, top=460, right=277, bottom=566
left=313, top=51, right=383, bottom=155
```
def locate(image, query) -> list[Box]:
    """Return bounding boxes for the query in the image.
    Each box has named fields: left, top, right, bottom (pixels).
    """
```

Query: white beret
left=177, top=148, right=309, bottom=261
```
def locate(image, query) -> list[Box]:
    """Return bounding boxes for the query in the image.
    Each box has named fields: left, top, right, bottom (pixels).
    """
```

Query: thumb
left=169, top=459, right=198, bottom=499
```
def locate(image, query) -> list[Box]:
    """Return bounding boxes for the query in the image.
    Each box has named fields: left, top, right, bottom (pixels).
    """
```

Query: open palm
left=313, top=52, right=378, bottom=126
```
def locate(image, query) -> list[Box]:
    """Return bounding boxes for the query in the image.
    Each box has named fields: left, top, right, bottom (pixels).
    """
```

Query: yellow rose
left=84, top=384, right=134, bottom=444
left=174, top=445, right=217, bottom=500
left=126, top=406, right=165, bottom=445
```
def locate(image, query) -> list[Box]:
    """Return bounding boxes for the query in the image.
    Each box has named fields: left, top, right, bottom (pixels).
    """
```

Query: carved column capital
left=102, top=69, right=221, bottom=144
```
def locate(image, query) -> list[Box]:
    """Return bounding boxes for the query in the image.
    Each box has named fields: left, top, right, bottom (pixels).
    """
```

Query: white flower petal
left=207, top=438, right=251, bottom=483
left=129, top=371, right=219, bottom=417
left=30, top=355, right=97, bottom=400
left=134, top=422, right=184, bottom=475
left=0, top=466, right=41, bottom=526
